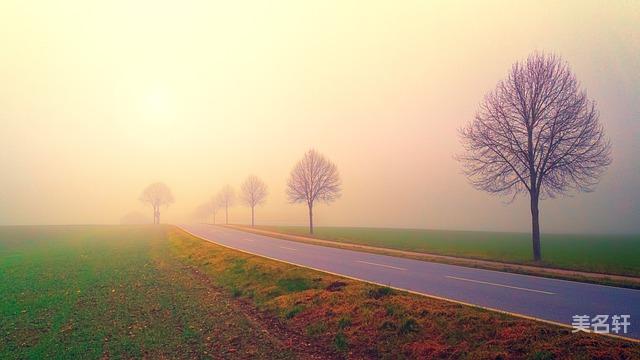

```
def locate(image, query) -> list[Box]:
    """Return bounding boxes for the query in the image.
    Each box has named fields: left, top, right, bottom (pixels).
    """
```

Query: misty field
left=0, top=226, right=293, bottom=359
left=256, top=226, right=640, bottom=277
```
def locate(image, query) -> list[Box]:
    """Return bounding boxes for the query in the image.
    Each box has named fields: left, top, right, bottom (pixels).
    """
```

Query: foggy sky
left=1, top=1, right=638, bottom=233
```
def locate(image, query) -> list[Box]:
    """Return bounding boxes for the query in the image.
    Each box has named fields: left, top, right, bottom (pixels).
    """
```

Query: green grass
left=0, top=225, right=292, bottom=359
left=2, top=225, right=637, bottom=359
left=257, top=226, right=640, bottom=276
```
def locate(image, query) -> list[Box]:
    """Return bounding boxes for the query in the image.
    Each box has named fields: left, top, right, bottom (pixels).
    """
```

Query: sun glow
left=142, top=87, right=173, bottom=116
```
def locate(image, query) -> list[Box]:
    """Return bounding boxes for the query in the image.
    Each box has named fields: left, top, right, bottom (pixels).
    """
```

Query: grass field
left=2, top=225, right=638, bottom=359
left=255, top=226, right=640, bottom=277
left=0, top=226, right=294, bottom=359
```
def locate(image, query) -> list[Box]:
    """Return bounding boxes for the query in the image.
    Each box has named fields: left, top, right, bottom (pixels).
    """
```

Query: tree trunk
left=225, top=205, right=229, bottom=225
left=530, top=191, right=541, bottom=261
left=251, top=206, right=255, bottom=227
left=308, top=203, right=314, bottom=234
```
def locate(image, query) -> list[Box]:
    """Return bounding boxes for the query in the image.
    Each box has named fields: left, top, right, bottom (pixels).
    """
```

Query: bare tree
left=286, top=149, right=341, bottom=234
left=193, top=198, right=220, bottom=224
left=210, top=196, right=220, bottom=224
left=139, top=182, right=174, bottom=224
left=458, top=52, right=611, bottom=261
left=192, top=202, right=212, bottom=223
left=241, top=175, right=268, bottom=227
left=218, top=185, right=235, bottom=225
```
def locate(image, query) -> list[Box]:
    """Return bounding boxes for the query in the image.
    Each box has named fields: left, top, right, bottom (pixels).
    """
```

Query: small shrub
left=367, top=286, right=394, bottom=299
left=333, top=331, right=348, bottom=352
left=325, top=281, right=347, bottom=292
left=338, top=316, right=352, bottom=329
left=182, top=326, right=198, bottom=343
left=284, top=305, right=304, bottom=319
left=399, top=318, right=419, bottom=334
left=231, top=287, right=242, bottom=298
left=306, top=322, right=327, bottom=337
left=386, top=303, right=400, bottom=316
left=380, top=320, right=397, bottom=331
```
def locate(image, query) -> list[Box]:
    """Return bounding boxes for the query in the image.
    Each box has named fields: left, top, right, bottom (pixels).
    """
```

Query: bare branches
left=139, top=182, right=174, bottom=224
left=218, top=185, right=235, bottom=208
left=241, top=175, right=268, bottom=209
left=458, top=52, right=611, bottom=261
left=287, top=149, right=341, bottom=233
left=139, top=182, right=174, bottom=208
left=458, top=52, right=611, bottom=200
left=241, top=175, right=268, bottom=226
left=210, top=196, right=220, bottom=215
left=192, top=202, right=214, bottom=222
left=286, top=149, right=342, bottom=206
left=217, top=185, right=235, bottom=224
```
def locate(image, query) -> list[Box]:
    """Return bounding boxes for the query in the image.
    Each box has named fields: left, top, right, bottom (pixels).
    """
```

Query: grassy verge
left=2, top=225, right=637, bottom=359
left=170, top=227, right=639, bottom=358
left=231, top=225, right=640, bottom=289
left=250, top=226, right=640, bottom=276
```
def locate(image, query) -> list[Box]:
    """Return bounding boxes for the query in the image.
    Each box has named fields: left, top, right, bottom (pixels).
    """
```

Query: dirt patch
left=325, top=281, right=347, bottom=292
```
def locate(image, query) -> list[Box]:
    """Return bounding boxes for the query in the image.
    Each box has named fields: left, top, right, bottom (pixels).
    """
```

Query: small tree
left=139, top=182, right=174, bottom=224
left=210, top=196, right=220, bottom=224
left=241, top=175, right=268, bottom=227
left=193, top=202, right=213, bottom=223
left=458, top=52, right=611, bottom=261
left=286, top=149, right=341, bottom=234
left=218, top=185, right=235, bottom=225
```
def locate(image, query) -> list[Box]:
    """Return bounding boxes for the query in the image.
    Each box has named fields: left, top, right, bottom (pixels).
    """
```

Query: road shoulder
left=225, top=224, right=640, bottom=290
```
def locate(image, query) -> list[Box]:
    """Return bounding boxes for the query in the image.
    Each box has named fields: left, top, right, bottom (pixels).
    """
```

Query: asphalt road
left=180, top=224, right=640, bottom=340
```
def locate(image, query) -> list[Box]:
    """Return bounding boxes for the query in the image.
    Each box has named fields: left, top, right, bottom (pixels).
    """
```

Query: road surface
left=180, top=224, right=640, bottom=340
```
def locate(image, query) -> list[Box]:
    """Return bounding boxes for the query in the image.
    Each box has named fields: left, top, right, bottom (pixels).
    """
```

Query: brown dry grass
left=169, top=227, right=640, bottom=359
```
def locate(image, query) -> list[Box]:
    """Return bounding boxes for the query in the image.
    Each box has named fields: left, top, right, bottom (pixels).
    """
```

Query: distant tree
left=458, top=52, right=611, bottom=261
left=193, top=202, right=216, bottom=223
left=241, top=175, right=268, bottom=227
left=210, top=196, right=220, bottom=224
left=286, top=149, right=341, bottom=234
left=139, top=182, right=174, bottom=224
left=218, top=185, right=235, bottom=225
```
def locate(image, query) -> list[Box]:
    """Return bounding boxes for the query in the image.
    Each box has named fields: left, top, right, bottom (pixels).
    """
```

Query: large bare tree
left=286, top=149, right=341, bottom=234
left=241, top=175, right=268, bottom=227
left=218, top=185, right=235, bottom=225
left=458, top=52, right=611, bottom=261
left=139, top=182, right=174, bottom=224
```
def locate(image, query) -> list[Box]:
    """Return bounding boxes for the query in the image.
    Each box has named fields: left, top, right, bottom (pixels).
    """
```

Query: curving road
left=180, top=224, right=640, bottom=340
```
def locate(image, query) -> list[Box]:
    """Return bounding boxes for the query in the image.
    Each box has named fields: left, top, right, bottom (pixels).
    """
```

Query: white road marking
left=279, top=246, right=297, bottom=251
left=446, top=276, right=555, bottom=295
left=356, top=260, right=407, bottom=271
